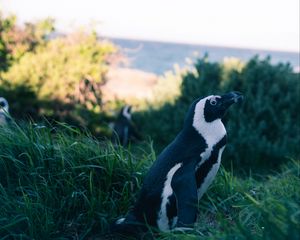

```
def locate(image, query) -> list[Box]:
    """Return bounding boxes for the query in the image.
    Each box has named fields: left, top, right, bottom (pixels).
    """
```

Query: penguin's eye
left=210, top=98, right=217, bottom=106
left=0, top=102, right=5, bottom=107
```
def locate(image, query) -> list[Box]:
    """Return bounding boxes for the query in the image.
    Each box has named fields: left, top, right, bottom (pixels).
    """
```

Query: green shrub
left=0, top=15, right=118, bottom=136
left=223, top=57, right=300, bottom=169
left=0, top=13, right=16, bottom=71
left=0, top=81, right=40, bottom=120
left=0, top=13, right=54, bottom=71
left=150, top=65, right=184, bottom=106
left=134, top=56, right=300, bottom=171
left=3, top=31, right=115, bottom=101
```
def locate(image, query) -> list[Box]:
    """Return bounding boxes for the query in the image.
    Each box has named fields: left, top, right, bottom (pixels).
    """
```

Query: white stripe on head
left=193, top=96, right=226, bottom=166
left=197, top=146, right=225, bottom=199
left=122, top=105, right=131, bottom=120
left=0, top=97, right=9, bottom=113
left=192, top=95, right=226, bottom=145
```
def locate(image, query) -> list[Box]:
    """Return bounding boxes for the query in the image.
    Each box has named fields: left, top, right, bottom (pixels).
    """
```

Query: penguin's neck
left=192, top=116, right=227, bottom=148
left=122, top=107, right=131, bottom=120
left=192, top=117, right=226, bottom=168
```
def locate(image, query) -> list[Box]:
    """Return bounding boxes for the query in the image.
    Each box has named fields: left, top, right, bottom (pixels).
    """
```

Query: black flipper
left=171, top=161, right=198, bottom=228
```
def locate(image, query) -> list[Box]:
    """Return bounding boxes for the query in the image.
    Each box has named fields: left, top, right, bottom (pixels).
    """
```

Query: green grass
left=0, top=123, right=299, bottom=239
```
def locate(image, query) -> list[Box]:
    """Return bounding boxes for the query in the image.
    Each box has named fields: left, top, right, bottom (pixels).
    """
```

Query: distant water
left=110, top=38, right=299, bottom=75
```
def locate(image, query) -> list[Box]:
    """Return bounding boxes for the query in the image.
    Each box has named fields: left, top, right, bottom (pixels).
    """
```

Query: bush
left=3, top=31, right=115, bottom=101
left=134, top=56, right=300, bottom=171
left=223, top=57, right=300, bottom=169
left=0, top=13, right=54, bottom=71
left=1, top=15, right=119, bottom=136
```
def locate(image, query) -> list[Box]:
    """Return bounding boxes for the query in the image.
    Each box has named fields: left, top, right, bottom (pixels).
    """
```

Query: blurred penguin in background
left=0, top=97, right=10, bottom=126
left=112, top=105, right=142, bottom=146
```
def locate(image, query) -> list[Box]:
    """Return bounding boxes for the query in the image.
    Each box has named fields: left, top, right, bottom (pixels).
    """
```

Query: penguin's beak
left=220, top=91, right=243, bottom=109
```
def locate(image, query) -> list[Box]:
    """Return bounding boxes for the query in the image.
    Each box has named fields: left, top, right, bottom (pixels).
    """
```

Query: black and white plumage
left=112, top=105, right=141, bottom=146
left=112, top=92, right=243, bottom=234
left=0, top=97, right=9, bottom=126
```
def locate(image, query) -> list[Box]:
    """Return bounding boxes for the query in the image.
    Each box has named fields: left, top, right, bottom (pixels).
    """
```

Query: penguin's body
left=0, top=97, right=9, bottom=126
left=112, top=92, right=243, bottom=234
left=112, top=105, right=141, bottom=146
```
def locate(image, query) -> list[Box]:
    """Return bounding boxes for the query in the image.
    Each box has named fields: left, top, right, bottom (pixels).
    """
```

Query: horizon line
left=102, top=34, right=300, bottom=55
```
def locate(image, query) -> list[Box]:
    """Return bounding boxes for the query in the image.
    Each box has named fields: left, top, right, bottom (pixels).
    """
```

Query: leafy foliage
left=3, top=31, right=115, bottom=101
left=135, top=56, right=300, bottom=170
left=224, top=57, right=300, bottom=169
left=0, top=13, right=54, bottom=71
left=0, top=14, right=118, bottom=136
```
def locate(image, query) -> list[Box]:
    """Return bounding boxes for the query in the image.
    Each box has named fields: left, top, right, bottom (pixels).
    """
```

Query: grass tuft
left=0, top=123, right=299, bottom=239
left=0, top=123, right=153, bottom=238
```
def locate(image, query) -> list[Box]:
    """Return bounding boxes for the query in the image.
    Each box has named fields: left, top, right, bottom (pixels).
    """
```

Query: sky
left=1, top=0, right=299, bottom=52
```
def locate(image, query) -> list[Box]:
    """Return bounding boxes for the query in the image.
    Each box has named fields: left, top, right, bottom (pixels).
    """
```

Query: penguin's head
left=202, top=91, right=243, bottom=122
left=190, top=91, right=243, bottom=130
left=121, top=105, right=132, bottom=120
left=0, top=97, right=9, bottom=113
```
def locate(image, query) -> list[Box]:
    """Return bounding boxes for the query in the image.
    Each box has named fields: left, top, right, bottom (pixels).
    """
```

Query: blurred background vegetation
left=1, top=13, right=299, bottom=172
left=135, top=56, right=300, bottom=172
left=0, top=13, right=117, bottom=135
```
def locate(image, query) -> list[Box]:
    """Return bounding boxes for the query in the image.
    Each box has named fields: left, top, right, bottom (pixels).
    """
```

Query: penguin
left=0, top=97, right=10, bottom=126
left=112, top=91, right=243, bottom=235
left=112, top=105, right=142, bottom=146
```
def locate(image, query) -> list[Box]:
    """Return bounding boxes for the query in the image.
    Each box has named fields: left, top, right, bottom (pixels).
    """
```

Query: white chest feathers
left=157, top=163, right=182, bottom=231
left=192, top=96, right=226, bottom=145
left=157, top=97, right=228, bottom=231
left=193, top=96, right=226, bottom=161
left=0, top=113, right=8, bottom=126
left=197, top=146, right=225, bottom=199
left=192, top=96, right=227, bottom=197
